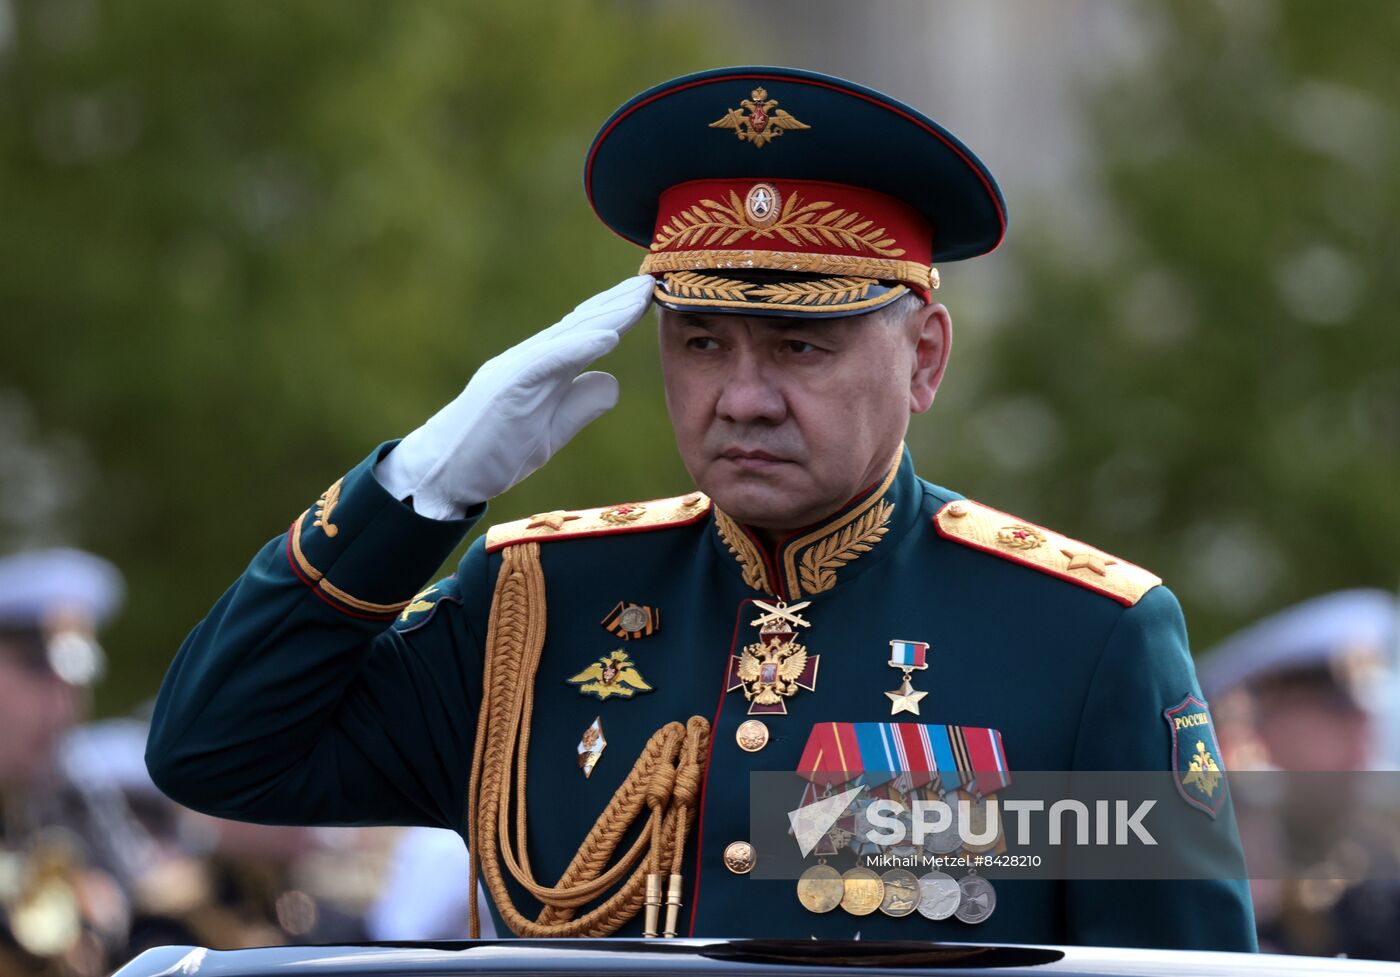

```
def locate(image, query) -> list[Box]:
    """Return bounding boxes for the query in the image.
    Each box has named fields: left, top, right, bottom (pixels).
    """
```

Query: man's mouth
left=718, top=448, right=790, bottom=470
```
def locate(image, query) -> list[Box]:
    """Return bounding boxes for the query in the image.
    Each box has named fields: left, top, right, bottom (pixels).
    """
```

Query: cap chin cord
left=467, top=542, right=709, bottom=937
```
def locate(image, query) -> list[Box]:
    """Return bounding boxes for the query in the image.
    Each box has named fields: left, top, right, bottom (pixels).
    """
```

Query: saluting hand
left=375, top=275, right=654, bottom=519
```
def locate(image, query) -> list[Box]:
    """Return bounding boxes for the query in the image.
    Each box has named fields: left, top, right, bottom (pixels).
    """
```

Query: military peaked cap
left=587, top=66, right=1007, bottom=318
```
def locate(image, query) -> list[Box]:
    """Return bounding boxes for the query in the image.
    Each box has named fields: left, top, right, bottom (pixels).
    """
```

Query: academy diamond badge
left=1164, top=694, right=1226, bottom=818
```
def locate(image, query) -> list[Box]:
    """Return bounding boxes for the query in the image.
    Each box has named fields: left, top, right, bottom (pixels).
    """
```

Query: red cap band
left=639, top=178, right=938, bottom=299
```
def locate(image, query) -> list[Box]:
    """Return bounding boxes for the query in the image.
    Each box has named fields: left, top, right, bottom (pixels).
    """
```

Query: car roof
left=116, top=939, right=1394, bottom=977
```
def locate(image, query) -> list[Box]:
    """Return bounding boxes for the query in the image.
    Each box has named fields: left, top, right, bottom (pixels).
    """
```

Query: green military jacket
left=146, top=443, right=1256, bottom=950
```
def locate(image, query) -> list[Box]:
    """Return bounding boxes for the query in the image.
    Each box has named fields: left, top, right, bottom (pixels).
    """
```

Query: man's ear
left=909, top=302, right=952, bottom=415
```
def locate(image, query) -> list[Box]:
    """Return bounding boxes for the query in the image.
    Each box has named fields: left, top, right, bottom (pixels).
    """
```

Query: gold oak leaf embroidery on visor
left=749, top=277, right=876, bottom=307
left=662, top=272, right=880, bottom=308
left=662, top=273, right=755, bottom=302
left=651, top=191, right=907, bottom=258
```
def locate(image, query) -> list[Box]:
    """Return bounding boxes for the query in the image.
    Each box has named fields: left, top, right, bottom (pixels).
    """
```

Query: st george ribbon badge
left=886, top=639, right=930, bottom=715
left=727, top=599, right=820, bottom=715
left=602, top=601, right=659, bottom=641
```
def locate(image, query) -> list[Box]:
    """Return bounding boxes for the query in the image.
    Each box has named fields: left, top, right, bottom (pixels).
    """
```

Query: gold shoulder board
left=485, top=492, right=712, bottom=553
left=933, top=499, right=1161, bottom=607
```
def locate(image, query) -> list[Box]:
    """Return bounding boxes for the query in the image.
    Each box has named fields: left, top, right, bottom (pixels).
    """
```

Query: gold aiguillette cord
left=467, top=542, right=709, bottom=937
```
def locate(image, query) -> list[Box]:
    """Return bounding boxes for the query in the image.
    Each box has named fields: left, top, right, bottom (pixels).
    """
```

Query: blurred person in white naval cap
left=366, top=827, right=496, bottom=941
left=1200, top=587, right=1400, bottom=959
left=0, top=548, right=125, bottom=977
left=0, top=548, right=120, bottom=791
left=1200, top=588, right=1398, bottom=773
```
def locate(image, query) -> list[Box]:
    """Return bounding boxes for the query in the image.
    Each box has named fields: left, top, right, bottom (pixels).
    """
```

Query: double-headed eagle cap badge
left=709, top=86, right=810, bottom=148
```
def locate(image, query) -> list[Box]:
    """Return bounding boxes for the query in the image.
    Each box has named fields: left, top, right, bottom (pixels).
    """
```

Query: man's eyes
left=682, top=336, right=829, bottom=354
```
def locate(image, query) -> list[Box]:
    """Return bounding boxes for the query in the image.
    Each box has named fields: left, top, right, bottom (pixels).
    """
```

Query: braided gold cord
left=467, top=543, right=709, bottom=937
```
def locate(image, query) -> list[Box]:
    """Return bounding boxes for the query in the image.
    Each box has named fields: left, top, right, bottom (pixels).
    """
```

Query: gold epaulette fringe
left=484, top=493, right=711, bottom=553
left=466, top=541, right=709, bottom=938
left=934, top=500, right=1162, bottom=607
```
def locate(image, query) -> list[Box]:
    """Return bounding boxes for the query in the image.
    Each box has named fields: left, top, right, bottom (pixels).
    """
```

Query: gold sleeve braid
left=467, top=542, right=709, bottom=938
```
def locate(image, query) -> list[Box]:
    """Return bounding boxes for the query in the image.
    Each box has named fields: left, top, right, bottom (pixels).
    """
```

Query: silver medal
left=618, top=605, right=649, bottom=633
left=916, top=870, right=961, bottom=920
left=954, top=873, right=996, bottom=924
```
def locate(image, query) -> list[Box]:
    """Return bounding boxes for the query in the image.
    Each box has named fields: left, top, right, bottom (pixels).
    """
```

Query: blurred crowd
left=0, top=549, right=492, bottom=977
left=1, top=544, right=1398, bottom=973
left=1202, top=588, right=1400, bottom=958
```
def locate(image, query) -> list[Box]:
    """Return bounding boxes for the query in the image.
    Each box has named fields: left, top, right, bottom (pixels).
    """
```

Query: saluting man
left=147, top=67, right=1256, bottom=950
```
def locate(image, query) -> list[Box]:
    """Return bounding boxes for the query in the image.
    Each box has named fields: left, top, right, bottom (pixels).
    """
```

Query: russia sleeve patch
left=1164, top=694, right=1227, bottom=818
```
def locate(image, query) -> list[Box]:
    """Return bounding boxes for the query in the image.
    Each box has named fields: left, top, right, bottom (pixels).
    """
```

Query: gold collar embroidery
left=714, top=507, right=773, bottom=595
left=712, top=449, right=901, bottom=599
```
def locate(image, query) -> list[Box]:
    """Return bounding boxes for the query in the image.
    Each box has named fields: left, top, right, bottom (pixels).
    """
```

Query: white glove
left=375, top=275, right=654, bottom=520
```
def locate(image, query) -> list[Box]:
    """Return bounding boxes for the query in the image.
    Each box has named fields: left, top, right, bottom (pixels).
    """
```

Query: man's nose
left=715, top=353, right=787, bottom=425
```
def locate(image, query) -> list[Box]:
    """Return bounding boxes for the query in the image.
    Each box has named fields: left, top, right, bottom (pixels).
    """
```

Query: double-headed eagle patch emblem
left=1182, top=741, right=1222, bottom=798
left=710, top=87, right=810, bottom=148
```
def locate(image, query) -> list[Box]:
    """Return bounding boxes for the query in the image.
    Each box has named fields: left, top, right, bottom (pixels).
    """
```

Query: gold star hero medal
left=886, top=639, right=930, bottom=715
left=727, top=600, right=820, bottom=715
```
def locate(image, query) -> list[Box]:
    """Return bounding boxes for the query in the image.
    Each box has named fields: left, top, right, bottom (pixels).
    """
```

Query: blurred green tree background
left=1, top=1, right=1396, bottom=715
left=922, top=0, right=1400, bottom=653
left=0, top=0, right=745, bottom=711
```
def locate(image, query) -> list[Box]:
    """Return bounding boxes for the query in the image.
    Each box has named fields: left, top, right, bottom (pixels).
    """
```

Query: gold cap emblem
left=709, top=88, right=811, bottom=148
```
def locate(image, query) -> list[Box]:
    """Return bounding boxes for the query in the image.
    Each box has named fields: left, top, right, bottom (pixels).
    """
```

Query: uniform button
left=723, top=841, right=756, bottom=875
left=946, top=502, right=968, bottom=518
left=735, top=719, right=769, bottom=753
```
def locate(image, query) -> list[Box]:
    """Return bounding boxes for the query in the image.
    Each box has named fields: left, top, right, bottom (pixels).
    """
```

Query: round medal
left=916, top=870, right=961, bottom=920
left=954, top=874, right=996, bottom=924
left=878, top=869, right=920, bottom=917
left=735, top=719, right=769, bottom=753
left=839, top=866, right=884, bottom=917
left=722, top=841, right=756, bottom=875
left=617, top=605, right=649, bottom=633
left=796, top=863, right=844, bottom=914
